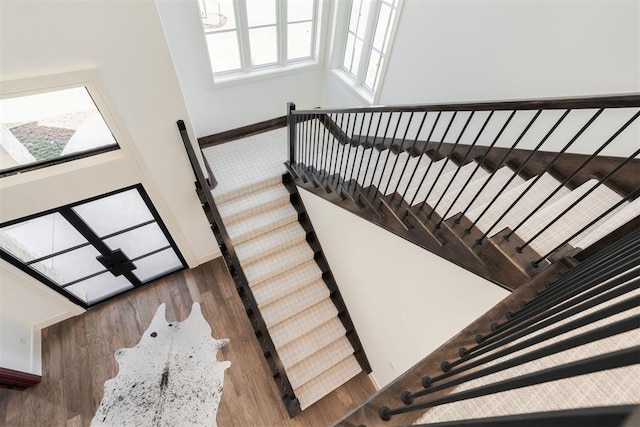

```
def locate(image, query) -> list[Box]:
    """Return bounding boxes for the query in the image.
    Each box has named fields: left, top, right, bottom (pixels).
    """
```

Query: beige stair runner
left=215, top=180, right=362, bottom=410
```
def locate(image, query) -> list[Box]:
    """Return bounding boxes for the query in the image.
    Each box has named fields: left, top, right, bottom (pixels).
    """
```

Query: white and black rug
left=92, top=302, right=231, bottom=426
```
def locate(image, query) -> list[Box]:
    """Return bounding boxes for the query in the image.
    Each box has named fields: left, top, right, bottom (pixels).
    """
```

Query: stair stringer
left=282, top=173, right=372, bottom=376
left=287, top=162, right=532, bottom=291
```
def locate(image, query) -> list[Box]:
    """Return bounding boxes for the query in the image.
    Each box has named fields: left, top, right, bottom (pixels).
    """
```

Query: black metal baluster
left=467, top=260, right=640, bottom=358
left=312, top=115, right=320, bottom=176
left=395, top=112, right=430, bottom=206
left=404, top=312, right=639, bottom=402
left=523, top=237, right=639, bottom=310
left=452, top=273, right=640, bottom=370
left=382, top=112, right=415, bottom=197
left=380, top=346, right=640, bottom=421
left=532, top=185, right=640, bottom=267
left=456, top=109, right=570, bottom=232
left=347, top=113, right=362, bottom=180
left=434, top=111, right=495, bottom=224
left=331, top=113, right=346, bottom=177
left=320, top=114, right=331, bottom=179
left=354, top=112, right=376, bottom=190
left=416, top=111, right=460, bottom=212
left=503, top=109, right=636, bottom=240
left=348, top=112, right=369, bottom=185
left=474, top=109, right=606, bottom=241
left=429, top=247, right=640, bottom=382
left=367, top=112, right=395, bottom=196
left=517, top=146, right=640, bottom=254
left=373, top=112, right=404, bottom=201
left=426, top=111, right=477, bottom=222
left=489, top=239, right=640, bottom=335
left=304, top=114, right=312, bottom=168
left=336, top=113, right=353, bottom=181
left=405, top=112, right=443, bottom=208
left=321, top=114, right=333, bottom=179
left=434, top=110, right=541, bottom=226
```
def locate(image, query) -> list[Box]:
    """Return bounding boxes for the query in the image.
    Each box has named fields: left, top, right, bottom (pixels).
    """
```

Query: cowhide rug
left=91, top=302, right=231, bottom=426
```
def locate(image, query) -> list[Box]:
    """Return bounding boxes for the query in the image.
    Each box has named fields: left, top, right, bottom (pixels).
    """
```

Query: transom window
left=339, top=0, right=400, bottom=96
left=198, top=0, right=319, bottom=80
left=0, top=86, right=120, bottom=177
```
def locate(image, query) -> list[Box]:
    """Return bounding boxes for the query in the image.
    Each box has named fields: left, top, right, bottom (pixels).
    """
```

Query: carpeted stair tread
left=226, top=203, right=298, bottom=245
left=235, top=221, right=307, bottom=266
left=517, top=179, right=625, bottom=256
left=211, top=174, right=283, bottom=205
left=295, top=355, right=362, bottom=410
left=433, top=166, right=526, bottom=220
left=217, top=183, right=291, bottom=225
left=252, top=260, right=323, bottom=306
left=269, top=299, right=338, bottom=348
left=355, top=147, right=398, bottom=188
left=467, top=172, right=571, bottom=237
left=355, top=148, right=386, bottom=187
left=401, top=158, right=458, bottom=204
left=277, top=317, right=347, bottom=368
left=572, top=197, right=640, bottom=249
left=287, top=336, right=355, bottom=389
left=418, top=162, right=489, bottom=208
left=381, top=153, right=433, bottom=196
left=243, top=241, right=315, bottom=286
left=261, top=279, right=330, bottom=327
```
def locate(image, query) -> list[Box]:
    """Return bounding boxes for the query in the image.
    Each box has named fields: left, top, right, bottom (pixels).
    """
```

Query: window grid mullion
left=235, top=0, right=252, bottom=71
left=337, top=0, right=354, bottom=72
left=357, top=0, right=382, bottom=86
left=278, top=0, right=287, bottom=65
left=310, top=0, right=319, bottom=61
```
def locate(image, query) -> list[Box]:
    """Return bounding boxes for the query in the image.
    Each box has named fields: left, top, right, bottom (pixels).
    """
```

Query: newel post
left=287, top=102, right=296, bottom=164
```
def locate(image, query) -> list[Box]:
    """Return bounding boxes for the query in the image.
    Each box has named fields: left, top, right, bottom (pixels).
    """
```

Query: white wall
left=298, top=188, right=509, bottom=387
left=0, top=0, right=219, bottom=264
left=156, top=0, right=325, bottom=137
left=323, top=0, right=640, bottom=107
left=0, top=0, right=221, bottom=366
left=0, top=262, right=84, bottom=375
left=379, top=0, right=640, bottom=105
left=322, top=0, right=640, bottom=157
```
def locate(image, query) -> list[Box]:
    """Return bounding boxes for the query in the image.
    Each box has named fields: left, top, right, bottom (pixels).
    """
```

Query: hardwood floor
left=0, top=258, right=375, bottom=426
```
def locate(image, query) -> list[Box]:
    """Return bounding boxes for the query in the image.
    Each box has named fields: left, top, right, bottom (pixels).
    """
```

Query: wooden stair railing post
left=287, top=102, right=296, bottom=165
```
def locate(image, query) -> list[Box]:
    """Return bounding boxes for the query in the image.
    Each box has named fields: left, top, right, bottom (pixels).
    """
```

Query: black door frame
left=0, top=184, right=187, bottom=309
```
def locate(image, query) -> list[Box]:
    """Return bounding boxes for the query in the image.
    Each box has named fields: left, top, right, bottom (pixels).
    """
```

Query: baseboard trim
left=198, top=116, right=287, bottom=148
left=195, top=250, right=222, bottom=267
left=0, top=367, right=41, bottom=390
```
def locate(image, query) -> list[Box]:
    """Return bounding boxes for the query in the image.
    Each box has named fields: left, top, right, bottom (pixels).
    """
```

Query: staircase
left=213, top=177, right=369, bottom=412
left=176, top=95, right=639, bottom=422
left=177, top=122, right=370, bottom=418
left=285, top=96, right=640, bottom=291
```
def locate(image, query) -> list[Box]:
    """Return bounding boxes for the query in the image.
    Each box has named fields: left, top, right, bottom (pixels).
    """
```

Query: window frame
left=333, top=0, right=403, bottom=104
left=197, top=0, right=323, bottom=85
left=0, top=71, right=123, bottom=178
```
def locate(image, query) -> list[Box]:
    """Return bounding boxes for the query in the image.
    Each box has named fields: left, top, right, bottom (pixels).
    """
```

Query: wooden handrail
left=293, top=93, right=640, bottom=115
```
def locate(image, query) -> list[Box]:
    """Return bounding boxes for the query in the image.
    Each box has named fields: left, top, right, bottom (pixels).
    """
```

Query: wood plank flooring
left=0, top=258, right=375, bottom=426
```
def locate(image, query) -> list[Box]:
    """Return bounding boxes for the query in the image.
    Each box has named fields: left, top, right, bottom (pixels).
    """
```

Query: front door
left=0, top=185, right=186, bottom=307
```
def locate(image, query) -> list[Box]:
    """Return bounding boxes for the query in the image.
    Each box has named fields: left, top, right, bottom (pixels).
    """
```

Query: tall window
left=340, top=0, right=400, bottom=96
left=199, top=0, right=319, bottom=79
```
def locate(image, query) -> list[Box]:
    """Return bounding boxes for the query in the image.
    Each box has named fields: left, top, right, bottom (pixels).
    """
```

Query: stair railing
left=177, top=120, right=301, bottom=417
left=286, top=95, right=640, bottom=268
left=376, top=227, right=640, bottom=424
